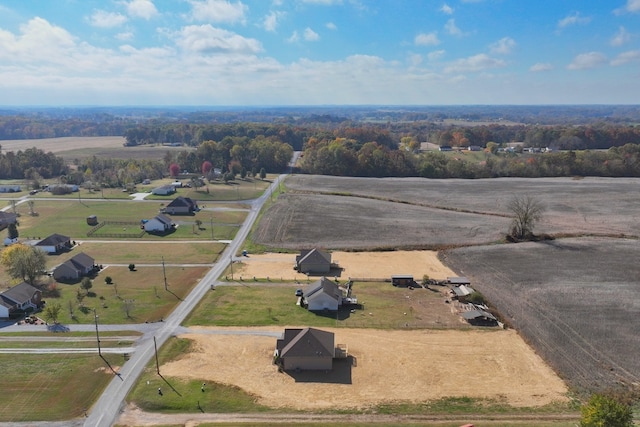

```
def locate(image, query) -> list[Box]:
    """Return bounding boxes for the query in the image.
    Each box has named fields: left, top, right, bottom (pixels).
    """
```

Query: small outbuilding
left=391, top=275, right=415, bottom=287
left=86, top=215, right=98, bottom=226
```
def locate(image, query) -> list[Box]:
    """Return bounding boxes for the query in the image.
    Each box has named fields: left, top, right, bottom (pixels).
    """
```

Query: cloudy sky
left=1, top=0, right=639, bottom=106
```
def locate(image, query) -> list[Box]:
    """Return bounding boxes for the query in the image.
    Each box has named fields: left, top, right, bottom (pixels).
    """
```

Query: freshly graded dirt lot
left=162, top=327, right=569, bottom=410
left=235, top=250, right=457, bottom=281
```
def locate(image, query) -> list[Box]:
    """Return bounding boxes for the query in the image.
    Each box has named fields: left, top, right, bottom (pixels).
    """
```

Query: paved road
left=83, top=174, right=285, bottom=427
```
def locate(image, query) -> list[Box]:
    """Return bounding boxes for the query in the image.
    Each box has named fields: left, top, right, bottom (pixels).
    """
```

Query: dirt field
left=235, top=250, right=457, bottom=281
left=162, top=327, right=569, bottom=410
left=0, top=136, right=126, bottom=153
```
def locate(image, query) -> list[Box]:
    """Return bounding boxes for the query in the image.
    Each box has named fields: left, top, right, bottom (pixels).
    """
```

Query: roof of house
left=153, top=185, right=175, bottom=192
left=447, top=276, right=470, bottom=285
left=297, top=248, right=331, bottom=265
left=166, top=196, right=196, bottom=208
left=0, top=211, right=17, bottom=221
left=67, top=252, right=95, bottom=269
left=452, top=285, right=475, bottom=297
left=279, top=327, right=335, bottom=359
left=36, top=233, right=70, bottom=247
left=1, top=282, right=40, bottom=305
left=153, top=214, right=173, bottom=225
left=303, top=277, right=341, bottom=302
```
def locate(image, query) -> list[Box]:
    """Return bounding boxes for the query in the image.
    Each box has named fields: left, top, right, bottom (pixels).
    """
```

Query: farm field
left=252, top=175, right=640, bottom=397
left=252, top=175, right=640, bottom=250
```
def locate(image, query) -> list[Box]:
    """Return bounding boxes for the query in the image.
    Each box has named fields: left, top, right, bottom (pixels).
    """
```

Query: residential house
left=295, top=248, right=331, bottom=274
left=46, top=184, right=79, bottom=193
left=0, top=211, right=17, bottom=231
left=302, top=277, right=343, bottom=311
left=462, top=308, right=498, bottom=326
left=0, top=185, right=21, bottom=193
left=53, top=252, right=96, bottom=282
left=447, top=276, right=471, bottom=286
left=164, top=196, right=198, bottom=215
left=0, top=282, right=43, bottom=318
left=151, top=185, right=176, bottom=196
left=275, top=327, right=336, bottom=371
left=451, top=284, right=476, bottom=302
left=143, top=214, right=174, bottom=233
left=35, top=233, right=72, bottom=254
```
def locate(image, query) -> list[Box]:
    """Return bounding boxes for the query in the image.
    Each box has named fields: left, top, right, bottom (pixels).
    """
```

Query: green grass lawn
left=0, top=352, right=123, bottom=421
left=9, top=200, right=246, bottom=241
left=128, top=337, right=273, bottom=414
left=44, top=265, right=209, bottom=324
left=184, top=281, right=464, bottom=329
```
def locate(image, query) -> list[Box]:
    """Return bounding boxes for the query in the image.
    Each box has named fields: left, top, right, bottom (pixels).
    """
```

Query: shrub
left=580, top=393, right=633, bottom=427
left=128, top=263, right=136, bottom=271
left=105, top=276, right=113, bottom=285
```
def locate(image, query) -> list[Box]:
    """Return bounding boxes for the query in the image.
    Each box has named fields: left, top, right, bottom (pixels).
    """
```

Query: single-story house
left=275, top=327, right=336, bottom=371
left=0, top=211, right=17, bottom=231
left=152, top=185, right=176, bottom=196
left=439, top=145, right=453, bottom=152
left=35, top=233, right=72, bottom=254
left=0, top=282, right=43, bottom=319
left=451, top=284, right=476, bottom=302
left=164, top=196, right=198, bottom=215
left=447, top=276, right=471, bottom=286
left=462, top=308, right=498, bottom=326
left=52, top=252, right=96, bottom=282
left=143, top=214, right=174, bottom=233
left=295, top=248, right=331, bottom=274
left=0, top=185, right=21, bottom=193
left=302, top=277, right=343, bottom=311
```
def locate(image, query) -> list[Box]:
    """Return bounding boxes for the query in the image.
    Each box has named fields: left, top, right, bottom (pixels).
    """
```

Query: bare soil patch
left=162, top=327, right=568, bottom=410
left=236, top=250, right=457, bottom=281
left=0, top=136, right=126, bottom=153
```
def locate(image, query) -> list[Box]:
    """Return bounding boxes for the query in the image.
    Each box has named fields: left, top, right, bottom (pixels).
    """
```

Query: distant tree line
left=0, top=147, right=67, bottom=180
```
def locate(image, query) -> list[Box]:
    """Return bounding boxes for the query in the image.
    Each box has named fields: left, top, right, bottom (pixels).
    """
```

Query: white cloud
left=611, top=50, right=640, bottom=66
left=115, top=31, right=134, bottom=41
left=489, top=37, right=515, bottom=55
left=444, top=19, right=463, bottom=36
left=262, top=11, right=284, bottom=32
left=610, top=26, right=631, bottom=47
left=175, top=24, right=262, bottom=54
left=408, top=53, right=422, bottom=67
left=287, top=31, right=299, bottom=43
left=303, top=27, right=319, bottom=41
left=88, top=10, right=128, bottom=28
left=188, top=0, right=248, bottom=24
left=557, top=12, right=591, bottom=29
left=428, top=50, right=445, bottom=61
left=414, top=32, right=440, bottom=47
left=530, top=62, right=553, bottom=72
left=300, top=0, right=343, bottom=4
left=444, top=53, right=505, bottom=73
left=440, top=3, right=454, bottom=14
left=615, top=0, right=640, bottom=13
left=326, top=22, right=337, bottom=30
left=123, top=0, right=158, bottom=20
left=567, top=52, right=607, bottom=70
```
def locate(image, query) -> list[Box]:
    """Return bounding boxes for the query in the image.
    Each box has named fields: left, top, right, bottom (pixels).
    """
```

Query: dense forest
left=2, top=106, right=640, bottom=183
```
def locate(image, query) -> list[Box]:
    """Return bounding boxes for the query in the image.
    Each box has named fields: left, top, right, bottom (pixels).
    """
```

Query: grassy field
left=5, top=199, right=246, bottom=241
left=184, top=281, right=465, bottom=329
left=42, top=265, right=209, bottom=324
left=0, top=352, right=123, bottom=421
left=128, top=337, right=273, bottom=413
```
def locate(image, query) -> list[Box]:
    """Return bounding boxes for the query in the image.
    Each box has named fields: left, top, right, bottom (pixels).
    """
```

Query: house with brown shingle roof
left=274, top=327, right=335, bottom=371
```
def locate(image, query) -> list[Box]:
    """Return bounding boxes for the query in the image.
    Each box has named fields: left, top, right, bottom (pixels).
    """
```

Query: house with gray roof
left=35, top=233, right=72, bottom=254
left=0, top=282, right=42, bottom=319
left=301, top=277, right=343, bottom=311
left=295, top=248, right=331, bottom=274
left=275, top=327, right=336, bottom=371
left=143, top=214, right=174, bottom=234
left=163, top=196, right=198, bottom=215
left=53, top=252, right=96, bottom=282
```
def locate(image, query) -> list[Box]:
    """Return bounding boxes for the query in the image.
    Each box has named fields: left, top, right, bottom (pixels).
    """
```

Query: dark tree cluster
left=0, top=147, right=67, bottom=179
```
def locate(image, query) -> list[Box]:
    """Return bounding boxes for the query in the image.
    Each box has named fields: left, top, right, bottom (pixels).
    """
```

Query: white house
left=151, top=185, right=176, bottom=196
left=302, top=277, right=343, bottom=311
left=143, top=214, right=174, bottom=233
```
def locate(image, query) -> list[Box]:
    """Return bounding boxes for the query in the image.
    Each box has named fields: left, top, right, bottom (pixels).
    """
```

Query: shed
left=391, top=275, right=415, bottom=287
left=87, top=215, right=98, bottom=226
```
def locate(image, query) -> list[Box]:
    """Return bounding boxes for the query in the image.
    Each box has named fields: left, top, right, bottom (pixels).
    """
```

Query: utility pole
left=154, top=336, right=161, bottom=375
left=230, top=254, right=233, bottom=280
left=162, top=256, right=168, bottom=291
left=94, top=309, right=101, bottom=357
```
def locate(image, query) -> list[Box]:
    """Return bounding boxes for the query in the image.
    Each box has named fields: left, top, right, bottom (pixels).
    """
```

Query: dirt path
left=235, top=250, right=458, bottom=281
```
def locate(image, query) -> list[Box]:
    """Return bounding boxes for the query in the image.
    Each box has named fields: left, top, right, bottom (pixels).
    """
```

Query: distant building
left=151, top=185, right=176, bottom=196
left=164, top=196, right=198, bottom=215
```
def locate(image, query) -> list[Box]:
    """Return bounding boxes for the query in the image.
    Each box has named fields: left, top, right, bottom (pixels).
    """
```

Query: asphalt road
left=83, top=173, right=284, bottom=427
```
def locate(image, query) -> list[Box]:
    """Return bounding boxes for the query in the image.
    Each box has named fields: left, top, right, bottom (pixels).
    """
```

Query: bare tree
left=123, top=299, right=135, bottom=318
left=507, top=195, right=546, bottom=240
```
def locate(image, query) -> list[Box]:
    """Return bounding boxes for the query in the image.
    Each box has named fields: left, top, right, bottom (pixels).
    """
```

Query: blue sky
left=0, top=0, right=639, bottom=106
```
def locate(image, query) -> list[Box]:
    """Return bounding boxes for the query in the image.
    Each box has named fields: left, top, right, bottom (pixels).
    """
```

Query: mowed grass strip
left=128, top=337, right=273, bottom=414
left=48, top=266, right=209, bottom=324
left=11, top=200, right=246, bottom=241
left=0, top=339, right=135, bottom=349
left=0, top=352, right=122, bottom=421
left=48, top=241, right=225, bottom=265
left=185, top=281, right=467, bottom=329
